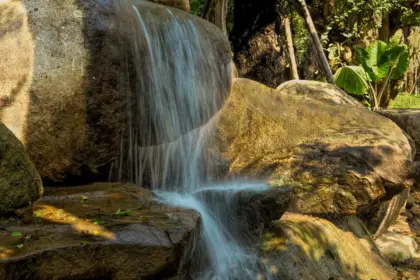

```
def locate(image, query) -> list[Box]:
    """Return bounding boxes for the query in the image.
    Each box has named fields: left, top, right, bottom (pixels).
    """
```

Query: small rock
left=404, top=210, right=414, bottom=221
left=375, top=232, right=419, bottom=264
left=410, top=205, right=420, bottom=217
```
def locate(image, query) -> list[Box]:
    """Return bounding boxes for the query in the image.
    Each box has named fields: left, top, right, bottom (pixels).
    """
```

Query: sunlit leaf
left=115, top=209, right=132, bottom=216
left=364, top=40, right=390, bottom=82
left=33, top=211, right=43, bottom=218
left=93, top=219, right=105, bottom=226
left=16, top=244, right=24, bottom=249
left=389, top=44, right=410, bottom=80
left=11, top=232, right=22, bottom=238
left=334, top=66, right=369, bottom=95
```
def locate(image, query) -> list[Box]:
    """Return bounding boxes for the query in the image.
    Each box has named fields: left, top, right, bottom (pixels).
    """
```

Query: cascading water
left=157, top=183, right=274, bottom=280
left=112, top=1, right=273, bottom=279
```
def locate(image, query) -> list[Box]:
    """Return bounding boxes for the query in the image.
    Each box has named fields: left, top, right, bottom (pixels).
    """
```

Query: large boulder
left=259, top=213, right=396, bottom=280
left=276, top=80, right=364, bottom=108
left=0, top=0, right=231, bottom=183
left=196, top=185, right=293, bottom=239
left=378, top=109, right=420, bottom=160
left=0, top=122, right=42, bottom=214
left=208, top=78, right=413, bottom=230
left=0, top=183, right=200, bottom=279
left=146, top=0, right=190, bottom=12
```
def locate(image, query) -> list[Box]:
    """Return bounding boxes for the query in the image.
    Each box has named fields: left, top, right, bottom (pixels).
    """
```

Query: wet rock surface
left=0, top=183, right=200, bottom=280
left=197, top=185, right=293, bottom=238
left=0, top=0, right=231, bottom=183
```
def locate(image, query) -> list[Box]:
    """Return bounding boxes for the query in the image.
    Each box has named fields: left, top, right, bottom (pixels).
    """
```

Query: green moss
left=0, top=123, right=42, bottom=214
left=390, top=92, right=420, bottom=108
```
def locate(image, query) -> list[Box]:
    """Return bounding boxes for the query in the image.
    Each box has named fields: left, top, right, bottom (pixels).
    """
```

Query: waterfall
left=112, top=0, right=230, bottom=190
left=112, top=1, right=273, bottom=279
left=157, top=183, right=273, bottom=280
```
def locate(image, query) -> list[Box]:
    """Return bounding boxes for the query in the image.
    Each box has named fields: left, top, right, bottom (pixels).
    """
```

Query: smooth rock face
left=378, top=109, right=420, bottom=160
left=375, top=232, right=420, bottom=264
left=277, top=80, right=364, bottom=108
left=0, top=122, right=42, bottom=214
left=234, top=187, right=292, bottom=237
left=197, top=186, right=293, bottom=238
left=147, top=0, right=190, bottom=12
left=211, top=79, right=413, bottom=221
left=0, top=0, right=231, bottom=183
left=260, top=213, right=395, bottom=280
left=0, top=183, right=200, bottom=279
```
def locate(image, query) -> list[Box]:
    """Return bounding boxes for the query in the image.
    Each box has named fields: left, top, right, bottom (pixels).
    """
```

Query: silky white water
left=156, top=182, right=273, bottom=280
left=113, top=1, right=273, bottom=279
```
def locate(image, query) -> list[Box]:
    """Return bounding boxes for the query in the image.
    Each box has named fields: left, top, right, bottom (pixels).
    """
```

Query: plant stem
left=369, top=82, right=378, bottom=110
left=377, top=57, right=399, bottom=107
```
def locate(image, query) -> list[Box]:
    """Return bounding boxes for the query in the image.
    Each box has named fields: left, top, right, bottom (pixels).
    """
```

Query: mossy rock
left=0, top=122, right=42, bottom=214
left=0, top=183, right=200, bottom=279
left=209, top=78, right=413, bottom=232
left=258, top=213, right=395, bottom=280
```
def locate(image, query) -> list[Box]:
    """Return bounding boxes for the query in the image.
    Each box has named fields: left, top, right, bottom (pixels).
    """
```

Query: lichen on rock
left=0, top=122, right=42, bottom=214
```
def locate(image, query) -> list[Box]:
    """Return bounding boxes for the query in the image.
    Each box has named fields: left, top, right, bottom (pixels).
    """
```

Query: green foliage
left=320, top=0, right=420, bottom=45
left=115, top=209, right=132, bottom=216
left=93, top=219, right=105, bottom=226
left=358, top=41, right=390, bottom=82
left=292, top=10, right=310, bottom=63
left=11, top=232, right=22, bottom=238
left=33, top=211, right=43, bottom=218
left=359, top=39, right=410, bottom=82
left=334, top=38, right=410, bottom=108
left=190, top=0, right=234, bottom=34
left=390, top=92, right=420, bottom=108
left=190, top=0, right=204, bottom=16
left=334, top=66, right=370, bottom=95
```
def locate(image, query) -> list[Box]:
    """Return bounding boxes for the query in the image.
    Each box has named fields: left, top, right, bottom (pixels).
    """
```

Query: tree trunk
left=202, top=0, right=228, bottom=34
left=230, top=0, right=287, bottom=87
left=297, top=0, right=335, bottom=85
left=284, top=14, right=299, bottom=80
left=379, top=12, right=390, bottom=41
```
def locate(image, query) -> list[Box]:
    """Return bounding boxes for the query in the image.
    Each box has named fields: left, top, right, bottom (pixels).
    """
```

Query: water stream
left=113, top=1, right=273, bottom=279
left=157, top=183, right=273, bottom=280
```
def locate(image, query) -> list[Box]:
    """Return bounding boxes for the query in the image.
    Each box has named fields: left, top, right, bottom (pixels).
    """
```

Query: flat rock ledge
left=0, top=183, right=200, bottom=280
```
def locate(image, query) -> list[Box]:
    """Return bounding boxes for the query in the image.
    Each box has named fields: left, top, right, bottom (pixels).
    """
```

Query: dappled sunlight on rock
left=0, top=184, right=200, bottom=279
left=259, top=213, right=396, bottom=279
left=261, top=233, right=287, bottom=252
left=33, top=203, right=116, bottom=241
left=0, top=247, right=14, bottom=260
left=0, top=1, right=34, bottom=143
